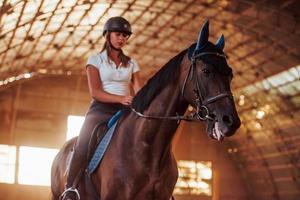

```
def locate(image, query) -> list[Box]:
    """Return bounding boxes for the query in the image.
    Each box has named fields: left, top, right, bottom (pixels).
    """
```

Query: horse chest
left=130, top=167, right=177, bottom=199
left=132, top=177, right=173, bottom=200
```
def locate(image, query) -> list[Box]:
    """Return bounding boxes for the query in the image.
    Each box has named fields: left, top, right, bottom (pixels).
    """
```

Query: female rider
left=62, top=16, right=142, bottom=200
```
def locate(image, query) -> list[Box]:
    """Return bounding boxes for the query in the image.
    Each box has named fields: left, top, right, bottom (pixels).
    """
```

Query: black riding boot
left=61, top=149, right=86, bottom=200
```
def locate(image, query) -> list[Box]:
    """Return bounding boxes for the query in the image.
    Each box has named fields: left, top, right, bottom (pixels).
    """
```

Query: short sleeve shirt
left=86, top=51, right=140, bottom=96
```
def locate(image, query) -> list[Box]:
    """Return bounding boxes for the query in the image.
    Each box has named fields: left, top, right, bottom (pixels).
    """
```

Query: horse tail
left=51, top=137, right=78, bottom=200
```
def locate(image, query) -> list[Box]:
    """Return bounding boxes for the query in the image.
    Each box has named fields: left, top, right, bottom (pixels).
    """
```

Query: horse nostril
left=222, top=115, right=233, bottom=126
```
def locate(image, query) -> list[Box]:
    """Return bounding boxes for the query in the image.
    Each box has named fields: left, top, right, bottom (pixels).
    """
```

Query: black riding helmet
left=103, top=16, right=132, bottom=36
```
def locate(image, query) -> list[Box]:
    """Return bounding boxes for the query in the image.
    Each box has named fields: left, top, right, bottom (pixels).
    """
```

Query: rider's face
left=109, top=32, right=129, bottom=49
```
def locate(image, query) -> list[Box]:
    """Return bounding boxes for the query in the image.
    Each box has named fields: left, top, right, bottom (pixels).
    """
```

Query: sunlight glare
left=18, top=146, right=58, bottom=186
left=0, top=144, right=16, bottom=184
left=175, top=160, right=212, bottom=195
left=66, top=115, right=85, bottom=141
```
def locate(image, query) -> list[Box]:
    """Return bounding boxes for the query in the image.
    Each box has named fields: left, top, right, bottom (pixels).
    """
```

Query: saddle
left=86, top=110, right=122, bottom=175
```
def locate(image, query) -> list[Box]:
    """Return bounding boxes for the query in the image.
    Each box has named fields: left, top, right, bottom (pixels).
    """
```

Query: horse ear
left=216, top=34, right=225, bottom=50
left=195, top=20, right=209, bottom=50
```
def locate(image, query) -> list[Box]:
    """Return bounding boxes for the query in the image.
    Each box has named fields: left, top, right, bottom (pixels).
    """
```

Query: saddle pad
left=87, top=110, right=122, bottom=175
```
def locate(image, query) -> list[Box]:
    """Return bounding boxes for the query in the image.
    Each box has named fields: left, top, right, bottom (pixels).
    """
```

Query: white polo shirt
left=86, top=51, right=140, bottom=96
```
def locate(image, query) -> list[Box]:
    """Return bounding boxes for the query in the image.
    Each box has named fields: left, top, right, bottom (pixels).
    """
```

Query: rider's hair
left=100, top=32, right=131, bottom=67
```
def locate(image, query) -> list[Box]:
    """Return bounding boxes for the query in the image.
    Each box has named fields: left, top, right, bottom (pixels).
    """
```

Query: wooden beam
left=9, top=83, right=21, bottom=144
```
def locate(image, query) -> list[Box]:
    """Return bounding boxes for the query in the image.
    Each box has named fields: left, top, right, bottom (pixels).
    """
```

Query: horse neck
left=133, top=56, right=190, bottom=157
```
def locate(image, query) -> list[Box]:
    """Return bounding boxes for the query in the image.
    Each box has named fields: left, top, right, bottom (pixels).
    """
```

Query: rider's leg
left=62, top=101, right=124, bottom=200
left=63, top=112, right=103, bottom=200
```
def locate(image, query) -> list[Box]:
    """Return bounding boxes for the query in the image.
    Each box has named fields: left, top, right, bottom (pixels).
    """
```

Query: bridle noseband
left=131, top=51, right=233, bottom=122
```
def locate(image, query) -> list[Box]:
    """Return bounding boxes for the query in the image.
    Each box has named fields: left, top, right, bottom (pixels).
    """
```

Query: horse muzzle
left=207, top=113, right=241, bottom=141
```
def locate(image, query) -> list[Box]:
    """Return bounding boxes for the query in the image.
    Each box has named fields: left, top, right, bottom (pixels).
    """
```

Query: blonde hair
left=101, top=33, right=131, bottom=67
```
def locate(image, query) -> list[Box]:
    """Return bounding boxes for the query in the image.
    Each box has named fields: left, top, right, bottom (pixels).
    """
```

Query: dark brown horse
left=51, top=21, right=241, bottom=200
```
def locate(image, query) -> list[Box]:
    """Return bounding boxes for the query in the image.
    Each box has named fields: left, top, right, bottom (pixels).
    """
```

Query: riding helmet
left=103, top=16, right=132, bottom=36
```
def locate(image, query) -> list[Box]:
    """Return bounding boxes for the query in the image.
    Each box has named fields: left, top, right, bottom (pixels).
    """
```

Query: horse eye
left=202, top=68, right=210, bottom=77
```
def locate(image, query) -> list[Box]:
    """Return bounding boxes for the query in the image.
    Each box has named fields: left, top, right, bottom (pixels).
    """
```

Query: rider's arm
left=131, top=71, right=142, bottom=94
left=86, top=65, right=132, bottom=105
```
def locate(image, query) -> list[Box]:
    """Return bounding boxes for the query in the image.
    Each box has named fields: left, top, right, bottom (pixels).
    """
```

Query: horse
left=51, top=20, right=241, bottom=200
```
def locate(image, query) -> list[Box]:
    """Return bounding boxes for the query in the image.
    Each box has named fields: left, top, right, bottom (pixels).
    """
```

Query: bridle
left=181, top=51, right=233, bottom=121
left=131, top=50, right=233, bottom=122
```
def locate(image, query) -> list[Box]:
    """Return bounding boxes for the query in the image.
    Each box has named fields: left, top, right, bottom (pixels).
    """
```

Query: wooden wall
left=0, top=76, right=247, bottom=200
left=0, top=75, right=90, bottom=148
left=173, top=122, right=248, bottom=200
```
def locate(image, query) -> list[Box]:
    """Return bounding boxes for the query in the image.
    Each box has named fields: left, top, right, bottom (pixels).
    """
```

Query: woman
left=62, top=16, right=142, bottom=200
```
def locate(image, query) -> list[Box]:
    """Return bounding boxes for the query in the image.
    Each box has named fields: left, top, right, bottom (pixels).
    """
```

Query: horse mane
left=132, top=49, right=187, bottom=112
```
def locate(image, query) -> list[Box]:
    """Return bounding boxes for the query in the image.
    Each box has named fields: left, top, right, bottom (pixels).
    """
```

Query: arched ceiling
left=0, top=0, right=300, bottom=199
left=0, top=0, right=299, bottom=85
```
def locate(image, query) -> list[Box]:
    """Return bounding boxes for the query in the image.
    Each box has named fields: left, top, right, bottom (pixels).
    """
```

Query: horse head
left=183, top=20, right=241, bottom=141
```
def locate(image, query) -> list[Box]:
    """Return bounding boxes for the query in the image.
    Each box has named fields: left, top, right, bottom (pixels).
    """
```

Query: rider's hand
left=119, top=95, right=133, bottom=105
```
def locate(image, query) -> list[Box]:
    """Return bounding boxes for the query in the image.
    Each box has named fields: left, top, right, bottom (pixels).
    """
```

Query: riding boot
left=61, top=149, right=86, bottom=200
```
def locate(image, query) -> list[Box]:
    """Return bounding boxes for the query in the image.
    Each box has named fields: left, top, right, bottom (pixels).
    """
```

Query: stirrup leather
left=61, top=187, right=80, bottom=200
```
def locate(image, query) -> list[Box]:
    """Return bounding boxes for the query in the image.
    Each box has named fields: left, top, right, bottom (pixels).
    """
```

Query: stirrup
left=61, top=187, right=80, bottom=200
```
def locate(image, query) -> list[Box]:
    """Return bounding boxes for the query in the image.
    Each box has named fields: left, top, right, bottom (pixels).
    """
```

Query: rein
left=131, top=107, right=198, bottom=122
left=131, top=50, right=232, bottom=122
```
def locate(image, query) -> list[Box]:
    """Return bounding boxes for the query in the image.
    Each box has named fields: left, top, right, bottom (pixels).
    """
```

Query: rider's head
left=101, top=16, right=132, bottom=66
left=102, top=17, right=132, bottom=51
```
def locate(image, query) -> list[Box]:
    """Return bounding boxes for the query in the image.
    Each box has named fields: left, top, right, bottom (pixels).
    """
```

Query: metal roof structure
left=0, top=0, right=299, bottom=199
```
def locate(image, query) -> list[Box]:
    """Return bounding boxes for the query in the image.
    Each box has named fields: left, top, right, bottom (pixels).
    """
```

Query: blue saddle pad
left=87, top=110, right=122, bottom=175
